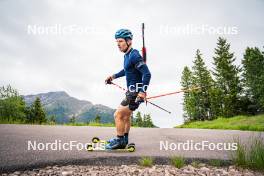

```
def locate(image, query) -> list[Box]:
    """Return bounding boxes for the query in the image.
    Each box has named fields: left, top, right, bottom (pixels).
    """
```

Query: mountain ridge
left=23, top=91, right=115, bottom=123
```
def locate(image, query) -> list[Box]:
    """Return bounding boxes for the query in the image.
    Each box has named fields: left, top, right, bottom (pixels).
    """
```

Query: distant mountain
left=23, top=91, right=115, bottom=123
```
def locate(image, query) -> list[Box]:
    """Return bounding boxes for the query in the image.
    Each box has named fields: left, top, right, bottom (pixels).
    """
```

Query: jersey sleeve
left=131, top=50, right=151, bottom=92
left=114, top=69, right=125, bottom=79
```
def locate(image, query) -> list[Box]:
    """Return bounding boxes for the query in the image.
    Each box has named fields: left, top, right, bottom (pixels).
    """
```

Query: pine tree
left=142, top=114, right=147, bottom=127
left=242, top=47, right=264, bottom=112
left=135, top=111, right=143, bottom=127
left=208, top=86, right=222, bottom=118
left=212, top=37, right=241, bottom=117
left=25, top=106, right=34, bottom=123
left=94, top=115, right=101, bottom=123
left=145, top=114, right=155, bottom=127
left=31, top=97, right=46, bottom=124
left=192, top=50, right=214, bottom=120
left=69, top=115, right=76, bottom=124
left=181, top=66, right=197, bottom=122
left=49, top=115, right=56, bottom=124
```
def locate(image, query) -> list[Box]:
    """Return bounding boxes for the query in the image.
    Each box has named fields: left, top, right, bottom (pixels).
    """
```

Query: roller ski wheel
left=91, top=137, right=109, bottom=144
left=127, top=143, right=136, bottom=152
left=92, top=137, right=100, bottom=143
left=87, top=138, right=136, bottom=152
left=86, top=144, right=93, bottom=151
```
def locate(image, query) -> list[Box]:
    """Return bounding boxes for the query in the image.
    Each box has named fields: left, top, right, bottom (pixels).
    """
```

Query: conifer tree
left=192, top=50, right=214, bottom=120
left=242, top=47, right=264, bottom=112
left=31, top=97, right=46, bottom=124
left=212, top=37, right=241, bottom=117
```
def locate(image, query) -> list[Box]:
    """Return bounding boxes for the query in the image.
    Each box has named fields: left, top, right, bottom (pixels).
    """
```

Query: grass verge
left=138, top=156, right=153, bottom=167
left=170, top=156, right=185, bottom=168
left=176, top=114, right=264, bottom=131
left=232, top=136, right=264, bottom=171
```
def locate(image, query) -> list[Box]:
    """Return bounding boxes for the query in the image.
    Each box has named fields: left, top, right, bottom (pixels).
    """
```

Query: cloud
left=0, top=0, right=264, bottom=127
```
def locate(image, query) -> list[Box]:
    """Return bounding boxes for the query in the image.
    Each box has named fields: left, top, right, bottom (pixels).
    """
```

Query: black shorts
left=120, top=91, right=140, bottom=111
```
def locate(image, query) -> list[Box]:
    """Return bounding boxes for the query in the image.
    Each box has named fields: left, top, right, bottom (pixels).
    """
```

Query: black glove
left=105, top=75, right=114, bottom=84
left=135, top=96, right=144, bottom=104
left=135, top=92, right=146, bottom=104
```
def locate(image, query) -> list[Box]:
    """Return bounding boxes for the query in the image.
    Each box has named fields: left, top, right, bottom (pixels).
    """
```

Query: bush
left=170, top=156, right=185, bottom=168
left=139, top=156, right=153, bottom=167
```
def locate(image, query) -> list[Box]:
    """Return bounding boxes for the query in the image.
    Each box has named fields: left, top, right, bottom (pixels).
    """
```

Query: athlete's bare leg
left=114, top=105, right=132, bottom=136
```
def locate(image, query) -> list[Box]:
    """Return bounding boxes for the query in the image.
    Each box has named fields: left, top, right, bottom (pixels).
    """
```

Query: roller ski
left=86, top=137, right=136, bottom=152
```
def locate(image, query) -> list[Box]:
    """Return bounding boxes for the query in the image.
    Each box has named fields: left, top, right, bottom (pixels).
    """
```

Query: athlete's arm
left=132, top=56, right=151, bottom=92
left=136, top=63, right=151, bottom=92
left=105, top=69, right=125, bottom=84
left=113, top=69, right=125, bottom=79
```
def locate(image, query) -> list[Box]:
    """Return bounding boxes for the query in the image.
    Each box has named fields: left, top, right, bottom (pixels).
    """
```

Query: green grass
left=170, top=156, right=185, bottom=168
left=138, top=156, right=153, bottom=167
left=64, top=122, right=115, bottom=127
left=0, top=118, right=142, bottom=128
left=176, top=114, right=264, bottom=131
left=0, top=118, right=26, bottom=124
left=232, top=136, right=264, bottom=171
left=208, top=159, right=222, bottom=167
left=232, top=138, right=247, bottom=167
left=0, top=118, right=116, bottom=127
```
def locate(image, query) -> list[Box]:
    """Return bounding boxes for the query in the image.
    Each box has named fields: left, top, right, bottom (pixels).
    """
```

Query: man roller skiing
left=105, top=29, right=151, bottom=150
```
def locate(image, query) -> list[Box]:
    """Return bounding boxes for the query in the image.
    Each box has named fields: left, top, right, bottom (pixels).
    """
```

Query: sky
left=0, top=0, right=263, bottom=127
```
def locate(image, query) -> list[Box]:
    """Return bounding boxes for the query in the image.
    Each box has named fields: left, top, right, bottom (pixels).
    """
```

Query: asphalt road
left=0, top=124, right=263, bottom=172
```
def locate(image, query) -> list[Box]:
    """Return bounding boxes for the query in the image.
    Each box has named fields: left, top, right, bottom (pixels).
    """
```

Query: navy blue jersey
left=114, top=48, right=151, bottom=92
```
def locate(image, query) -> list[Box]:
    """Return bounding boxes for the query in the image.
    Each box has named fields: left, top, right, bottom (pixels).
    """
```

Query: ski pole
left=146, top=86, right=201, bottom=100
left=146, top=101, right=171, bottom=114
left=142, top=23, right=147, bottom=63
left=110, top=82, right=171, bottom=114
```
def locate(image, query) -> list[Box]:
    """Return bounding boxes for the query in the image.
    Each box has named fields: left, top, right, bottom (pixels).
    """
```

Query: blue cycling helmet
left=115, top=29, right=133, bottom=40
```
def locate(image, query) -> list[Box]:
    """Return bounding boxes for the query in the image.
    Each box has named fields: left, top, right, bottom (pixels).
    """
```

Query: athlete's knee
left=123, top=115, right=131, bottom=122
left=114, top=109, right=124, bottom=120
left=114, top=110, right=119, bottom=120
left=114, top=107, right=130, bottom=120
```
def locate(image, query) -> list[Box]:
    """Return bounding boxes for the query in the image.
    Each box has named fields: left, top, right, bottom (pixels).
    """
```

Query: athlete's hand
left=105, top=75, right=114, bottom=84
left=135, top=92, right=146, bottom=103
